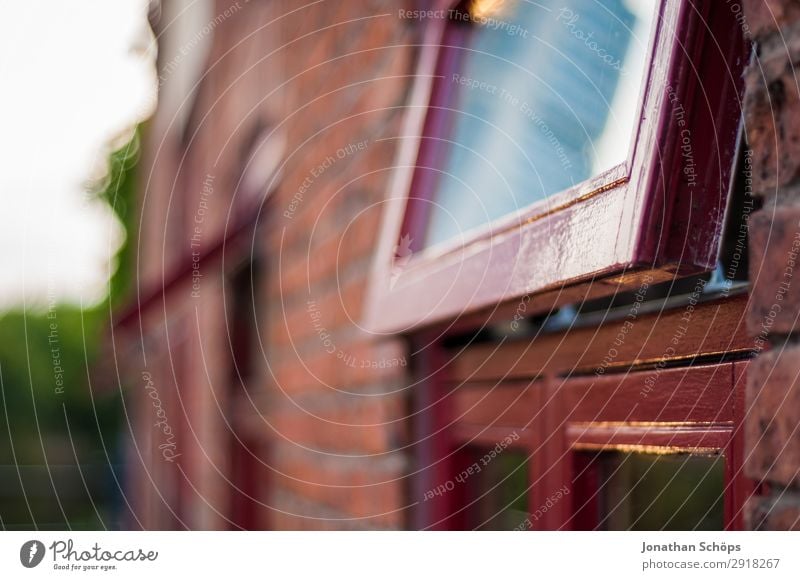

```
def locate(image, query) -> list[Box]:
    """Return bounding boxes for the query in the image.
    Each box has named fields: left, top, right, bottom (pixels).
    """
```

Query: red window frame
left=417, top=294, right=757, bottom=530
left=365, top=0, right=748, bottom=333
left=558, top=361, right=750, bottom=531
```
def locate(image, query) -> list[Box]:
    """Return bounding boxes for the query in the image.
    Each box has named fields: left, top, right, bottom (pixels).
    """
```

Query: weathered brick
left=269, top=445, right=406, bottom=527
left=744, top=41, right=800, bottom=193
left=131, top=0, right=419, bottom=529
left=747, top=206, right=800, bottom=336
left=745, top=493, right=800, bottom=529
left=743, top=0, right=800, bottom=40
left=745, top=346, right=800, bottom=486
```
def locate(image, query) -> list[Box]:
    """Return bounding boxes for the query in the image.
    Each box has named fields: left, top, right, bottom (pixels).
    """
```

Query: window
left=462, top=447, right=529, bottom=530
left=225, top=258, right=270, bottom=529
left=423, top=0, right=655, bottom=249
left=416, top=296, right=755, bottom=530
left=584, top=451, right=725, bottom=531
left=227, top=258, right=262, bottom=385
left=365, top=0, right=748, bottom=333
left=379, top=0, right=752, bottom=532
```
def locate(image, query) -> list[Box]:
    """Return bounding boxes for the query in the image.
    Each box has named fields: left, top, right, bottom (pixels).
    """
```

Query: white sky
left=0, top=0, right=156, bottom=310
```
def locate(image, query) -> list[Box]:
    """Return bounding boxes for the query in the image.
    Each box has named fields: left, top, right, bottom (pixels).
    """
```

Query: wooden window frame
left=558, top=361, right=750, bottom=531
left=415, top=293, right=757, bottom=530
left=365, top=0, right=748, bottom=333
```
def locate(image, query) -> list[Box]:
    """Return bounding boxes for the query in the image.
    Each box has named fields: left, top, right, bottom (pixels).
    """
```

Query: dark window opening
left=462, top=448, right=529, bottom=530
left=575, top=451, right=725, bottom=531
left=227, top=257, right=262, bottom=386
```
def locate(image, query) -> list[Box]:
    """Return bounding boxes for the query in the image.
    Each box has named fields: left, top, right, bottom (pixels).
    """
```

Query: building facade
left=113, top=0, right=800, bottom=530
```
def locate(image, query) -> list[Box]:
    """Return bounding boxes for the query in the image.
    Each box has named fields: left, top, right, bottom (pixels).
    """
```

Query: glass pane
left=463, top=448, right=529, bottom=530
left=424, top=0, right=656, bottom=248
left=595, top=452, right=725, bottom=531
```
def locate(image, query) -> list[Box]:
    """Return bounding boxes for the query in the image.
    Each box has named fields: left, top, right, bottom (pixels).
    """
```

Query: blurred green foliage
left=0, top=128, right=142, bottom=530
left=98, top=129, right=141, bottom=308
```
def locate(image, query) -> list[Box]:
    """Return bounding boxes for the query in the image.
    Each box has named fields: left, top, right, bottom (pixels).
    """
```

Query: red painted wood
left=726, top=360, right=756, bottom=530
left=540, top=375, right=570, bottom=530
left=373, top=187, right=635, bottom=332
left=636, top=1, right=749, bottom=269
left=560, top=364, right=736, bottom=425
left=449, top=380, right=539, bottom=429
left=399, top=19, right=471, bottom=247
left=228, top=436, right=263, bottom=530
left=364, top=0, right=749, bottom=333
left=561, top=363, right=738, bottom=530
left=441, top=357, right=749, bottom=529
left=115, top=204, right=261, bottom=330
left=565, top=425, right=731, bottom=451
left=409, top=332, right=459, bottom=530
left=570, top=452, right=601, bottom=531
left=449, top=424, right=530, bottom=448
left=447, top=294, right=751, bottom=382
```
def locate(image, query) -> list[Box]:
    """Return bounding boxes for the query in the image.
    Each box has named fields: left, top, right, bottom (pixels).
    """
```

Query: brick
left=743, top=0, right=800, bottom=40
left=269, top=394, right=406, bottom=454
left=269, top=446, right=406, bottom=526
left=133, top=0, right=415, bottom=529
left=269, top=487, right=399, bottom=530
left=745, top=493, right=800, bottom=529
left=745, top=346, right=800, bottom=486
left=747, top=206, right=800, bottom=336
left=744, top=38, right=800, bottom=193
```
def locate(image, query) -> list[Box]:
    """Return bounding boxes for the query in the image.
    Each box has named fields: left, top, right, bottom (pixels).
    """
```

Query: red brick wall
left=127, top=0, right=418, bottom=529
left=262, top=0, right=415, bottom=529
left=743, top=0, right=800, bottom=530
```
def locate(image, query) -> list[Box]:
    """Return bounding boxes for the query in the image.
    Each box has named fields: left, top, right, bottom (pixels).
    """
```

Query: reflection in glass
left=424, top=0, right=656, bottom=248
left=595, top=452, right=725, bottom=530
left=464, top=448, right=529, bottom=530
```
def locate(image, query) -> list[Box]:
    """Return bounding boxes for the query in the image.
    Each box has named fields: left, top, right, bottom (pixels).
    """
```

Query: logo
left=20, top=540, right=45, bottom=568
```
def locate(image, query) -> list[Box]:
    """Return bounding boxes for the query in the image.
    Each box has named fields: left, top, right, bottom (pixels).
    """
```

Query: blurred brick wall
left=128, top=0, right=417, bottom=529
left=743, top=0, right=800, bottom=530
left=263, top=0, right=414, bottom=530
